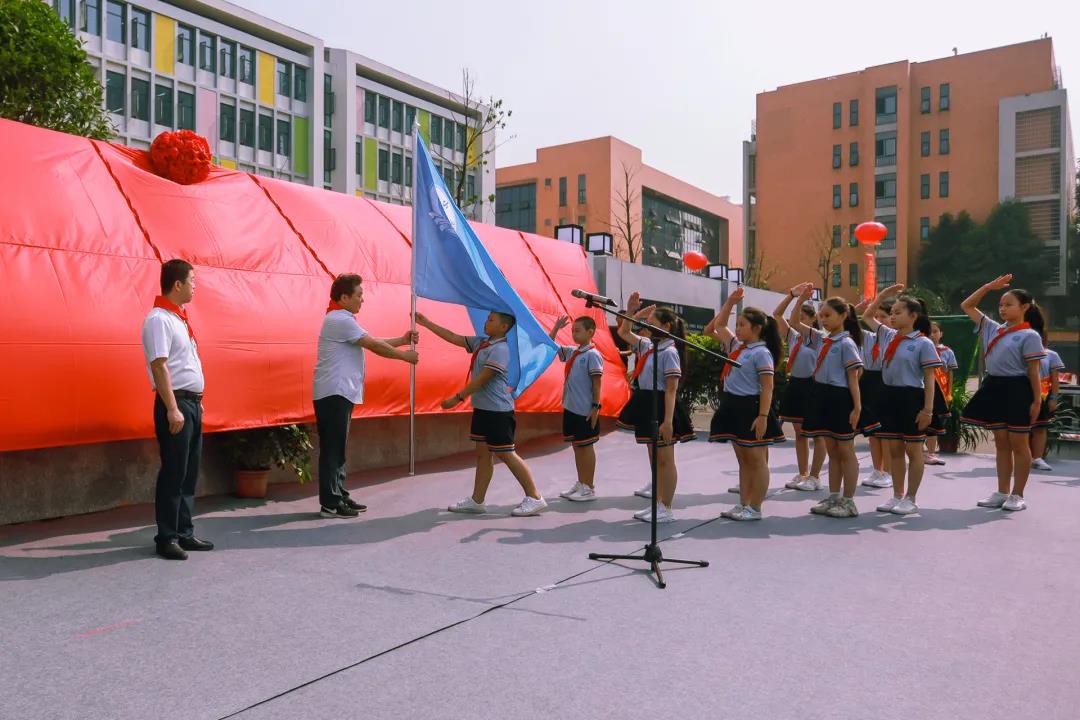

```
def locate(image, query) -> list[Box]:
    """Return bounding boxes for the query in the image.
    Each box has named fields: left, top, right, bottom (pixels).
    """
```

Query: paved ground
left=2, top=429, right=1078, bottom=720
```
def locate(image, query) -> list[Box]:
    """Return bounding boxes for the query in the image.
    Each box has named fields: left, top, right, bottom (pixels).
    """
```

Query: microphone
left=570, top=289, right=618, bottom=307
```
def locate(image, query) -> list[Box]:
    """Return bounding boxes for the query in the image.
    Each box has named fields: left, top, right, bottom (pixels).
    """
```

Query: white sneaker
left=862, top=470, right=893, bottom=488
left=890, top=497, right=918, bottom=515
left=635, top=503, right=676, bottom=523
left=633, top=506, right=652, bottom=519
left=729, top=506, right=763, bottom=521
left=1002, top=494, right=1027, bottom=512
left=565, top=484, right=597, bottom=502
left=633, top=484, right=653, bottom=499
left=977, top=491, right=1009, bottom=508
left=727, top=485, right=741, bottom=494
left=559, top=482, right=583, bottom=499
left=794, top=476, right=823, bottom=491
left=876, top=496, right=902, bottom=513
left=785, top=474, right=806, bottom=489
left=1032, top=458, right=1052, bottom=472
left=447, top=497, right=486, bottom=514
left=511, top=496, right=548, bottom=516
left=810, top=496, right=839, bottom=515
left=925, top=453, right=946, bottom=466
left=721, top=504, right=744, bottom=519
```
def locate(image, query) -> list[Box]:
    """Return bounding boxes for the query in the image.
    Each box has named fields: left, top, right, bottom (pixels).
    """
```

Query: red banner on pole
left=863, top=252, right=877, bottom=302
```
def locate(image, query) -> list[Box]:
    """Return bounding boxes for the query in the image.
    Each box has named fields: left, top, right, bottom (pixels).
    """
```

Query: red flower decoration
left=149, top=130, right=212, bottom=185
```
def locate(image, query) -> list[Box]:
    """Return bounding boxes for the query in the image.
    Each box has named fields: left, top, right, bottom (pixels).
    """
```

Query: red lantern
left=683, top=250, right=708, bottom=272
left=854, top=221, right=887, bottom=246
left=149, top=130, right=212, bottom=185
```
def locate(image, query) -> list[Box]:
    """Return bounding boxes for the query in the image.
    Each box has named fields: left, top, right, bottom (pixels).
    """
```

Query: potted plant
left=222, top=424, right=313, bottom=498
left=938, top=382, right=988, bottom=454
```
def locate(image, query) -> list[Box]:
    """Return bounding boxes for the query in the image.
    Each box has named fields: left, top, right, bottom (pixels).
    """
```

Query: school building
left=47, top=0, right=495, bottom=220
left=743, top=38, right=1074, bottom=300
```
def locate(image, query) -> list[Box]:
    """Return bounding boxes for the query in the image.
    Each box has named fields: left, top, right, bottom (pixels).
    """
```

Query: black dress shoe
left=156, top=541, right=188, bottom=560
left=344, top=498, right=368, bottom=512
left=178, top=536, right=214, bottom=551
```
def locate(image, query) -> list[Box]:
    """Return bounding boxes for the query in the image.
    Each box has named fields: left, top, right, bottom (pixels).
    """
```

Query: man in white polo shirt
left=314, top=274, right=418, bottom=518
left=141, top=259, right=213, bottom=561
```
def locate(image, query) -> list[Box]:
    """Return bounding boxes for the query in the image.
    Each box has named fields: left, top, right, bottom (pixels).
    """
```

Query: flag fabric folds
left=412, top=132, right=556, bottom=397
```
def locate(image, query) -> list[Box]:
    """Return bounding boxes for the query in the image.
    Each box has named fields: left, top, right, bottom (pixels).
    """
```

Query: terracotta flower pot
left=939, top=436, right=960, bottom=454
left=235, top=469, right=271, bottom=498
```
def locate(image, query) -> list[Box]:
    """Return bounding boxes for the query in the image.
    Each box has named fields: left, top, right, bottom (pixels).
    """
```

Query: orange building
left=744, top=38, right=1074, bottom=298
left=496, top=136, right=743, bottom=272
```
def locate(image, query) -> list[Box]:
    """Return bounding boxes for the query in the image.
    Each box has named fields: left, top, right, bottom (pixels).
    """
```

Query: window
left=257, top=113, right=273, bottom=151
left=939, top=128, right=950, bottom=154
left=849, top=182, right=859, bottom=207
left=219, top=103, right=235, bottom=142
left=430, top=115, right=442, bottom=144
left=832, top=264, right=842, bottom=288
left=875, top=131, right=896, bottom=166
left=849, top=263, right=859, bottom=287
left=832, top=144, right=841, bottom=169
left=875, top=173, right=896, bottom=208
left=466, top=173, right=475, bottom=202
left=54, top=0, right=75, bottom=28
left=832, top=225, right=842, bottom=248
left=177, top=25, right=194, bottom=65
left=877, top=258, right=897, bottom=288
left=849, top=99, right=859, bottom=127
left=239, top=108, right=254, bottom=147
left=577, top=215, right=586, bottom=226
left=874, top=86, right=897, bottom=125
left=939, top=83, right=950, bottom=111
left=880, top=216, right=896, bottom=249
left=920, top=173, right=930, bottom=199
left=832, top=102, right=842, bottom=129
left=405, top=106, right=416, bottom=132
left=578, top=174, right=586, bottom=203
left=377, top=148, right=389, bottom=181
left=238, top=47, right=254, bottom=84
left=391, top=152, right=403, bottom=184
left=832, top=184, right=842, bottom=209
left=219, top=41, right=236, bottom=79
left=380, top=97, right=393, bottom=130
left=920, top=216, right=930, bottom=240
left=457, top=123, right=466, bottom=153
left=177, top=90, right=194, bottom=130
left=389, top=100, right=402, bottom=133
left=939, top=171, right=949, bottom=198
left=920, top=131, right=931, bottom=157
left=849, top=141, right=859, bottom=167
left=323, top=130, right=334, bottom=177
left=105, top=71, right=125, bottom=113
left=276, top=59, right=290, bottom=96
left=130, top=8, right=149, bottom=50
left=443, top=166, right=454, bottom=188
left=920, top=86, right=931, bottom=113
left=495, top=183, right=536, bottom=233
left=559, top=176, right=567, bottom=206
left=354, top=142, right=362, bottom=176
left=443, top=120, right=454, bottom=149
left=276, top=119, right=290, bottom=156
left=848, top=223, right=859, bottom=247
left=130, top=77, right=149, bottom=120
left=199, top=33, right=215, bottom=73
left=293, top=67, right=307, bottom=102
left=154, top=84, right=172, bottom=127
left=105, top=1, right=124, bottom=43
left=364, top=92, right=377, bottom=124
left=82, top=0, right=100, bottom=34
left=405, top=156, right=413, bottom=187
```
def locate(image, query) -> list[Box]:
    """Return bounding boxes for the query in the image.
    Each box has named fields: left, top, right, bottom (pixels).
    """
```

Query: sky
left=243, top=0, right=1080, bottom=202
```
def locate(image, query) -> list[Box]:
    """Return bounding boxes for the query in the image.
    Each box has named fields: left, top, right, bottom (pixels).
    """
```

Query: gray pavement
left=2, top=430, right=1078, bottom=720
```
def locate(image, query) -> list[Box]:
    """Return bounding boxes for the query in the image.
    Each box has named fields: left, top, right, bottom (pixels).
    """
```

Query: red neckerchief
left=871, top=334, right=880, bottom=363
left=466, top=337, right=507, bottom=383
left=721, top=343, right=745, bottom=381
left=326, top=300, right=351, bottom=313
left=986, top=322, right=1031, bottom=356
left=153, top=296, right=195, bottom=342
left=813, top=337, right=835, bottom=377
left=883, top=331, right=922, bottom=367
left=630, top=345, right=654, bottom=382
left=789, top=334, right=805, bottom=368
left=564, top=344, right=593, bottom=380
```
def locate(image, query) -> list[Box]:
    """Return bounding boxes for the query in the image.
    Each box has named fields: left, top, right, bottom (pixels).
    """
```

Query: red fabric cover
left=0, top=120, right=629, bottom=451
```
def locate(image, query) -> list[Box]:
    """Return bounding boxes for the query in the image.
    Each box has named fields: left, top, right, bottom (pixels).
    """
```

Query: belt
left=172, top=389, right=203, bottom=401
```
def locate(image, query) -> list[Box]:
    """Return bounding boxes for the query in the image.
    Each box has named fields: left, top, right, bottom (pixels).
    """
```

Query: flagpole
left=409, top=122, right=419, bottom=476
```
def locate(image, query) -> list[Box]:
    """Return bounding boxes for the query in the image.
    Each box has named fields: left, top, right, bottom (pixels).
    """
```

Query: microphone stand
left=585, top=299, right=740, bottom=589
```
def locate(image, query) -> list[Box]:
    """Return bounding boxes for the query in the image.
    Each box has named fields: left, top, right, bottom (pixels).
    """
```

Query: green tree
left=0, top=0, right=112, bottom=139
left=917, top=201, right=1054, bottom=311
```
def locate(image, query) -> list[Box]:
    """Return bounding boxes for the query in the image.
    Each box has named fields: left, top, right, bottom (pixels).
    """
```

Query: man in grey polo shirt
left=314, top=274, right=418, bottom=518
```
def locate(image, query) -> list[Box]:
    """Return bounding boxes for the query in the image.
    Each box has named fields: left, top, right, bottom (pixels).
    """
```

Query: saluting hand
left=729, top=286, right=745, bottom=304
left=552, top=315, right=570, bottom=333
left=985, top=274, right=1013, bottom=291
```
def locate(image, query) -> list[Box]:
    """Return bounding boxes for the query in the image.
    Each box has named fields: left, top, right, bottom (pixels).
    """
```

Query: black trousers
left=153, top=394, right=203, bottom=544
left=314, top=394, right=354, bottom=508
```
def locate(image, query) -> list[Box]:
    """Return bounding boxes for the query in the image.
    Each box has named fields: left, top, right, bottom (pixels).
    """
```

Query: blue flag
left=412, top=132, right=556, bottom=397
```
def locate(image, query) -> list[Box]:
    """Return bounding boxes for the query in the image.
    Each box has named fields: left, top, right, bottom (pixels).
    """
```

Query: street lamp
left=585, top=232, right=613, bottom=255
left=555, top=224, right=583, bottom=245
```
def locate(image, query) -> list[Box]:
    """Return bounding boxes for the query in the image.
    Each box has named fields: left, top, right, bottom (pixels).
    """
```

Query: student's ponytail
left=1008, top=288, right=1045, bottom=339
left=825, top=297, right=862, bottom=345
left=897, top=295, right=931, bottom=335
left=763, top=315, right=782, bottom=365
left=652, top=306, right=688, bottom=379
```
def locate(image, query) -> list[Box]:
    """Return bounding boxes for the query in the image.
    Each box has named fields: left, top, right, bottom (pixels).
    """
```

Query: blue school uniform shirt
left=558, top=343, right=604, bottom=416
left=633, top=337, right=681, bottom=391
left=786, top=327, right=819, bottom=379
left=1041, top=349, right=1066, bottom=379
left=810, top=330, right=864, bottom=389
left=975, top=315, right=1045, bottom=377
left=464, top=336, right=514, bottom=412
left=879, top=326, right=942, bottom=388
left=723, top=338, right=775, bottom=396
left=936, top=345, right=959, bottom=371
left=862, top=326, right=885, bottom=372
